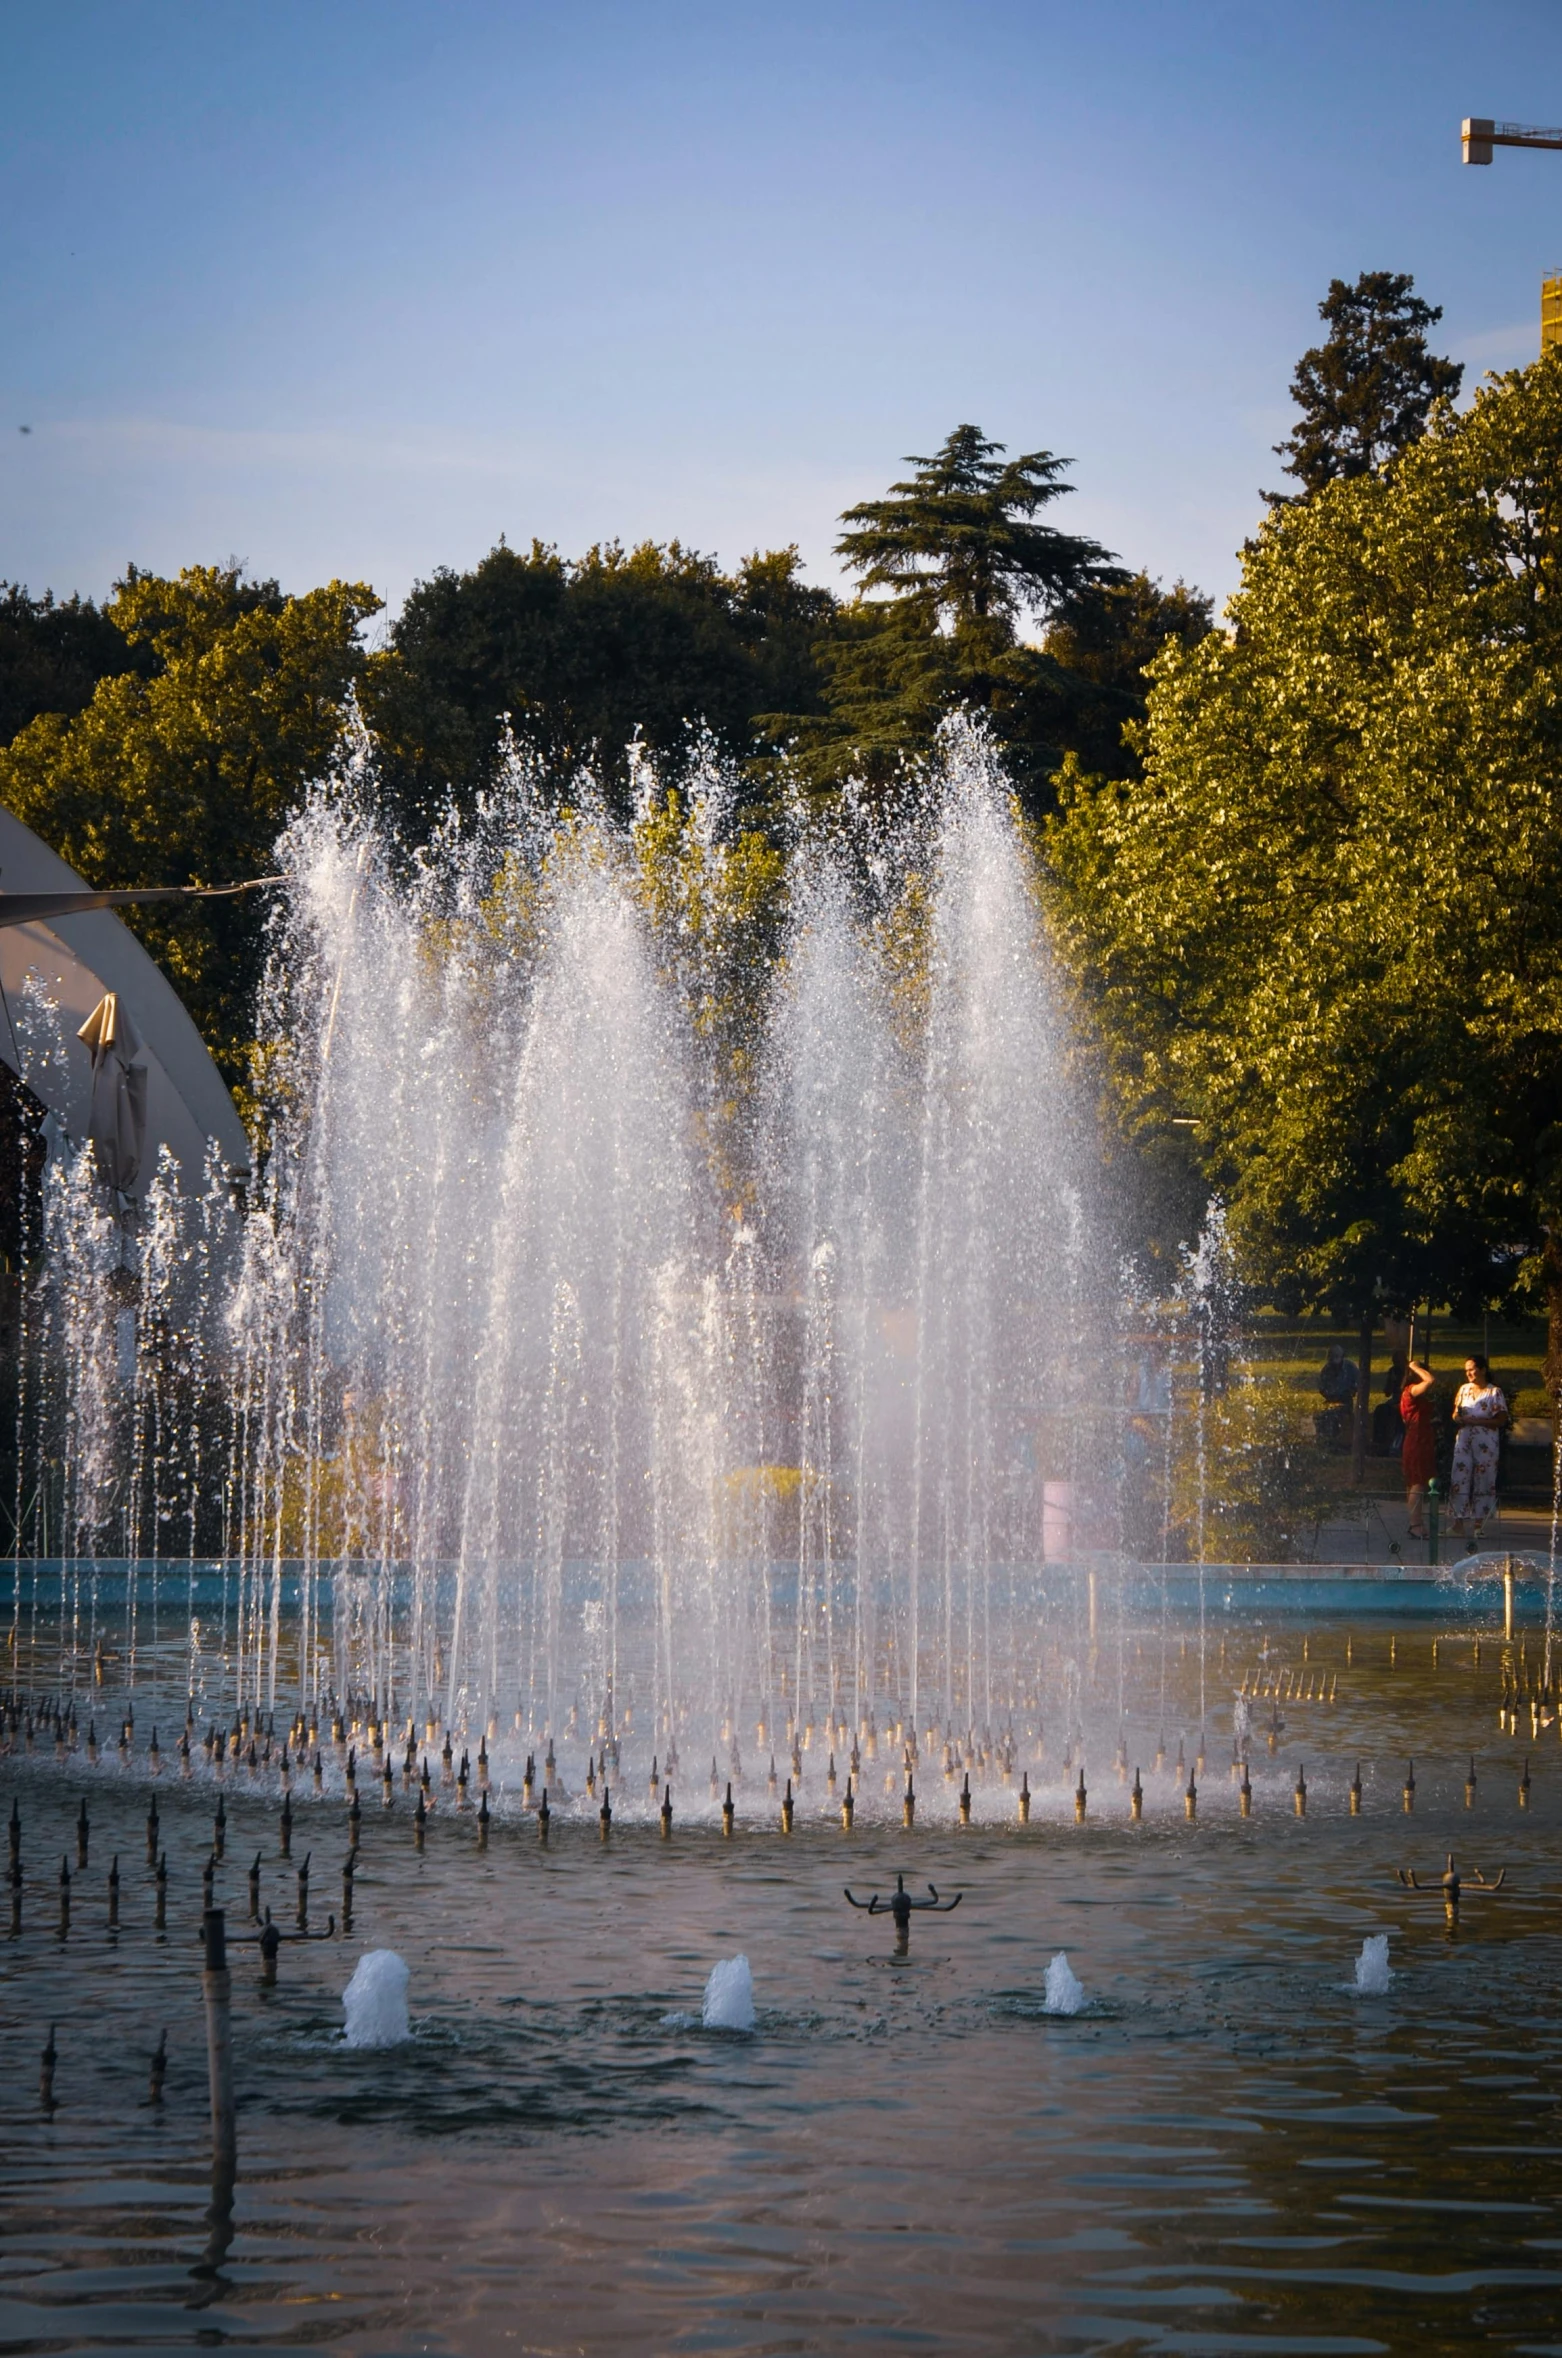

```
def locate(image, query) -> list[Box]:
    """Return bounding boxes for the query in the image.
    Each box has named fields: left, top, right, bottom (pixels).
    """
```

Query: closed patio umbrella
left=78, top=991, right=149, bottom=1195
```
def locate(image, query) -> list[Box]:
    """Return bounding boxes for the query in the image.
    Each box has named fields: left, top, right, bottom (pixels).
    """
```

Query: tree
left=0, top=582, right=148, bottom=745
left=1046, top=353, right=1562, bottom=1430
left=1268, top=270, right=1463, bottom=501
left=777, top=425, right=1120, bottom=805
left=1041, top=573, right=1214, bottom=779
left=836, top=424, right=1114, bottom=648
left=0, top=564, right=379, bottom=1089
left=364, top=538, right=835, bottom=833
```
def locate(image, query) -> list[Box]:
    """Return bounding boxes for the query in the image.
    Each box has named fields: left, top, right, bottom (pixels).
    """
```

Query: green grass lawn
left=1238, top=1309, right=1547, bottom=1399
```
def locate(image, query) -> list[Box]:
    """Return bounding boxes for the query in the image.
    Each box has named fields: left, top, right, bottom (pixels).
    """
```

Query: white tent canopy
left=0, top=803, right=252, bottom=1188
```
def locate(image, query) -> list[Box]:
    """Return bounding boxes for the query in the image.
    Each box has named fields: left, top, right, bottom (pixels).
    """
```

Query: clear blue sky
left=3, top=0, right=1560, bottom=628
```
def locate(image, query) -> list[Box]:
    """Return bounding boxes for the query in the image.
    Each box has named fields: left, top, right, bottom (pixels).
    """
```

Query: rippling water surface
left=4, top=1620, right=1562, bottom=2355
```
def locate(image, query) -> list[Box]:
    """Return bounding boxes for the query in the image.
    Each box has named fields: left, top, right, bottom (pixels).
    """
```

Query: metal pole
left=201, top=1908, right=236, bottom=2179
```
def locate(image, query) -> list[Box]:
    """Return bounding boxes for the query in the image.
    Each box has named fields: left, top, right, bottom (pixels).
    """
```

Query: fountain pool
left=3, top=1619, right=1562, bottom=2354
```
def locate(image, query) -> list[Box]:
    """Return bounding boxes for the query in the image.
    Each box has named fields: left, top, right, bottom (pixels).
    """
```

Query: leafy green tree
left=364, top=538, right=835, bottom=832
left=776, top=425, right=1120, bottom=807
left=0, top=582, right=147, bottom=745
left=1047, top=353, right=1562, bottom=1414
left=1268, top=270, right=1463, bottom=501
left=0, top=564, right=379, bottom=1088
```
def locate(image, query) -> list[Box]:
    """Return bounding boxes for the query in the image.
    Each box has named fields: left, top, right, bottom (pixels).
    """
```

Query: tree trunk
left=1352, top=1306, right=1374, bottom=1485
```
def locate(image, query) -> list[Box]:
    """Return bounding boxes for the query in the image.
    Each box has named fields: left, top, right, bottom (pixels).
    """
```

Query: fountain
left=6, top=737, right=1561, bottom=2358
left=4, top=718, right=1130, bottom=1799
left=12, top=714, right=1554, bottom=1829
left=342, top=1948, right=411, bottom=2047
left=1042, top=1950, right=1086, bottom=2014
left=1353, top=1934, right=1391, bottom=1994
left=701, top=1953, right=755, bottom=2031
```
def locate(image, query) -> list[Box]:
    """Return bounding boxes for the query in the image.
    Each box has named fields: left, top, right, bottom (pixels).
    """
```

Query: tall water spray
left=767, top=738, right=1078, bottom=1752
left=7, top=718, right=1115, bottom=1775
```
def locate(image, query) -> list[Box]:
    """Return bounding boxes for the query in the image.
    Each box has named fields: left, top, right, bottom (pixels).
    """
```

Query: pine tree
left=1268, top=271, right=1463, bottom=501
left=776, top=426, right=1118, bottom=797
left=835, top=424, right=1114, bottom=658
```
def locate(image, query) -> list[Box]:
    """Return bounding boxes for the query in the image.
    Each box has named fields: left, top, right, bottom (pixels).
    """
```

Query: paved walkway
left=1307, top=1490, right=1557, bottom=1566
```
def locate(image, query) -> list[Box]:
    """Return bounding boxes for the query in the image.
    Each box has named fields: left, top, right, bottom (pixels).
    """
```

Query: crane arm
left=1464, top=117, right=1562, bottom=164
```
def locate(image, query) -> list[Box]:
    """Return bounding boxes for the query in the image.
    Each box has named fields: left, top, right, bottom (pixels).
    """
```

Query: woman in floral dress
left=1449, top=1354, right=1508, bottom=1551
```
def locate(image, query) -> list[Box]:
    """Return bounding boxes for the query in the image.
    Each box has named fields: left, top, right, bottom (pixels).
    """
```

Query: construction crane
left=1462, top=118, right=1562, bottom=164
left=1462, top=119, right=1562, bottom=350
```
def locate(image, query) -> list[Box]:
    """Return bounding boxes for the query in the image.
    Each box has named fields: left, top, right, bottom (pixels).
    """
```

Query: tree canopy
left=0, top=582, right=147, bottom=745
left=776, top=425, right=1150, bottom=805
left=0, top=426, right=1204, bottom=1109
left=835, top=425, right=1115, bottom=638
left=361, top=441, right=1198, bottom=826
left=1268, top=270, right=1463, bottom=501
left=363, top=537, right=834, bottom=833
left=1047, top=353, right=1562, bottom=1361
left=0, top=564, right=379, bottom=1089
left=1040, top=573, right=1214, bottom=780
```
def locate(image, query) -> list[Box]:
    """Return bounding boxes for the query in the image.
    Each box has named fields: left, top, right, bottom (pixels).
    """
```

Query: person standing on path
left=1400, top=1356, right=1438, bottom=1540
left=1316, top=1342, right=1358, bottom=1448
left=1449, top=1354, right=1508, bottom=1552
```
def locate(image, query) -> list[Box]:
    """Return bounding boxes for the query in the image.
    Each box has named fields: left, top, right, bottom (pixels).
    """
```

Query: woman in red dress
left=1400, top=1356, right=1438, bottom=1539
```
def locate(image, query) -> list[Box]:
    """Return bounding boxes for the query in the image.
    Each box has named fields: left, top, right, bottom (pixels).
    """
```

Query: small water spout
left=1354, top=1934, right=1391, bottom=1995
left=342, top=1949, right=411, bottom=2047
left=701, top=1954, right=755, bottom=2032
left=1043, top=1952, right=1086, bottom=2015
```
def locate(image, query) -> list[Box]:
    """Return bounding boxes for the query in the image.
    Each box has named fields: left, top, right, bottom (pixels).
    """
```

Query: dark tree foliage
left=1042, top=573, right=1215, bottom=779
left=834, top=424, right=1114, bottom=636
left=1268, top=270, right=1464, bottom=502
left=364, top=538, right=836, bottom=831
left=0, top=582, right=148, bottom=745
left=773, top=425, right=1124, bottom=810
